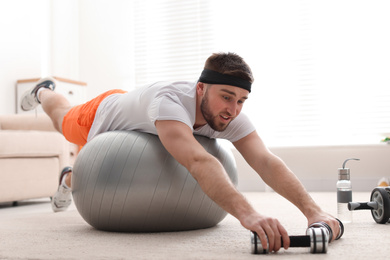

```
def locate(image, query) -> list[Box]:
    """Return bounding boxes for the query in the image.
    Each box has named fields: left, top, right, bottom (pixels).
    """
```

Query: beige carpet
left=0, top=192, right=388, bottom=259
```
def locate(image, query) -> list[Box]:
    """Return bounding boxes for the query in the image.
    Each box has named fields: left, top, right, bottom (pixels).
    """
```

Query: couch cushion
left=0, top=114, right=56, bottom=131
left=0, top=157, right=59, bottom=203
left=0, top=130, right=67, bottom=158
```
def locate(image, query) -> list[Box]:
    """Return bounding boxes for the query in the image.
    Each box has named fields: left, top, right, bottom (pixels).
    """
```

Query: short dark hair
left=204, top=52, right=254, bottom=83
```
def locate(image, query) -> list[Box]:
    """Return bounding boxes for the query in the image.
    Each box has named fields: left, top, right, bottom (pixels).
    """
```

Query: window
left=132, top=0, right=390, bottom=146
left=132, top=0, right=215, bottom=86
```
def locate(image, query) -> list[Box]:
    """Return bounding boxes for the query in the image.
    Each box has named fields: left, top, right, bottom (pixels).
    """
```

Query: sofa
left=0, top=114, right=78, bottom=203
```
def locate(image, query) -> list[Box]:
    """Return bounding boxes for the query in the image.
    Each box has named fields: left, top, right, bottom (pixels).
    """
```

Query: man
left=21, top=52, right=340, bottom=252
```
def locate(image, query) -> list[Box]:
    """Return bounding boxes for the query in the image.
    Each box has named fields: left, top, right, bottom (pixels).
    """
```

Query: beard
left=200, top=91, right=232, bottom=132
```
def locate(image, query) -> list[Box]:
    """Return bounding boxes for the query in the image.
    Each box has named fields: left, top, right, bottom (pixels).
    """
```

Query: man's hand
left=307, top=211, right=341, bottom=241
left=240, top=211, right=290, bottom=253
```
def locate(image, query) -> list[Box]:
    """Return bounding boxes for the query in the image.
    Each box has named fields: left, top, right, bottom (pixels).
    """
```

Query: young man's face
left=200, top=84, right=249, bottom=132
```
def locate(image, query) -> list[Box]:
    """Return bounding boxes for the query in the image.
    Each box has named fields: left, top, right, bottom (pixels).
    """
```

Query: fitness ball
left=72, top=130, right=238, bottom=232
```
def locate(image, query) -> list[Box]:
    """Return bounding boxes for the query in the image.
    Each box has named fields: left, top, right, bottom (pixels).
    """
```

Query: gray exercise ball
left=72, top=130, right=237, bottom=232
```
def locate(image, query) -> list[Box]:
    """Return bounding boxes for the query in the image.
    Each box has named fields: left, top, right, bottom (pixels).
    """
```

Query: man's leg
left=38, top=90, right=74, bottom=212
left=21, top=77, right=71, bottom=134
left=38, top=89, right=72, bottom=134
left=52, top=166, right=73, bottom=212
left=43, top=89, right=75, bottom=212
left=20, top=78, right=74, bottom=212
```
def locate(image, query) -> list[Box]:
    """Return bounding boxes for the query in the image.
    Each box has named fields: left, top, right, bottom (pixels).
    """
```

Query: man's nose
left=226, top=103, right=238, bottom=117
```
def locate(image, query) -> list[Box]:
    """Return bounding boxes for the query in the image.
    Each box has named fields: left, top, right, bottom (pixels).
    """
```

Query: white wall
left=79, top=0, right=135, bottom=99
left=234, top=144, right=390, bottom=192
left=0, top=0, right=50, bottom=114
left=0, top=0, right=134, bottom=115
left=50, top=0, right=80, bottom=80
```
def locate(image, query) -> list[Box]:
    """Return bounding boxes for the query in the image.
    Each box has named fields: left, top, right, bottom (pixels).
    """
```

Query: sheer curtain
left=132, top=0, right=390, bottom=146
left=132, top=0, right=215, bottom=86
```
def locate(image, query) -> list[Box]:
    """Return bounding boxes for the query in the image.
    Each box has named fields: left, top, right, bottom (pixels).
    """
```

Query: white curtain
left=132, top=0, right=216, bottom=86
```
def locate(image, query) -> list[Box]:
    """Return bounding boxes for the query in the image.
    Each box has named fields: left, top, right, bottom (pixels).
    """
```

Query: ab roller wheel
left=348, top=187, right=390, bottom=224
left=251, top=219, right=344, bottom=254
left=371, top=188, right=390, bottom=223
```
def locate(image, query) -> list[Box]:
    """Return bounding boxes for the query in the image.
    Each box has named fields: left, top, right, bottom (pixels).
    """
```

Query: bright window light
left=132, top=0, right=390, bottom=147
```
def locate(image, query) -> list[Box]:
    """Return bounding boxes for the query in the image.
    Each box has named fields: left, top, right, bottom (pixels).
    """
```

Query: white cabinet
left=16, top=77, right=87, bottom=114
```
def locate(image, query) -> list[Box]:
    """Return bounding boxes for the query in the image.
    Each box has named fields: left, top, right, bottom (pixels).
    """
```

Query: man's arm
left=155, top=120, right=289, bottom=252
left=233, top=130, right=341, bottom=240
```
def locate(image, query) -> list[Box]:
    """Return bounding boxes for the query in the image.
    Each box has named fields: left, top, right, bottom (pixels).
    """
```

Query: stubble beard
left=200, top=92, right=231, bottom=132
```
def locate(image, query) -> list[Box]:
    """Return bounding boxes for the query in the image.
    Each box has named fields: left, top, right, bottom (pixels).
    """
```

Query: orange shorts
left=62, top=89, right=127, bottom=146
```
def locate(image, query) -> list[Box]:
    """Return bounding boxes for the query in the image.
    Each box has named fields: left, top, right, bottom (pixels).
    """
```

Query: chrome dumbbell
left=251, top=220, right=344, bottom=254
left=348, top=187, right=390, bottom=224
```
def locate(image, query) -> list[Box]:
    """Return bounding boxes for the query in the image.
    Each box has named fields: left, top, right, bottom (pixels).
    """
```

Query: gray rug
left=0, top=192, right=388, bottom=259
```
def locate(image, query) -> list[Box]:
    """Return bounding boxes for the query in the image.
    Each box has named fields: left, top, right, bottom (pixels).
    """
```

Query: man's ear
left=196, top=82, right=206, bottom=96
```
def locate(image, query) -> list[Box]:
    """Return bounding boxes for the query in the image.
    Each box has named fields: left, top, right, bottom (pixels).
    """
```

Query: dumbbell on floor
left=251, top=220, right=344, bottom=254
left=348, top=187, right=390, bottom=224
left=251, top=227, right=328, bottom=254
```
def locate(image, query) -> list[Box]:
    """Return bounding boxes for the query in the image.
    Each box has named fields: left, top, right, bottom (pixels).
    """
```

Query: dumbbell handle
left=251, top=233, right=312, bottom=254
left=348, top=201, right=378, bottom=211
left=251, top=227, right=328, bottom=254
left=283, top=235, right=311, bottom=247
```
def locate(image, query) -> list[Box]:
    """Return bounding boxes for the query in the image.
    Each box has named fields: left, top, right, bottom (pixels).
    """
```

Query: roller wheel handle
left=348, top=202, right=378, bottom=211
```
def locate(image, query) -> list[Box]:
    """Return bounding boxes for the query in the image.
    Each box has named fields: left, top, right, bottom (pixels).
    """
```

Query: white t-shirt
left=88, top=81, right=256, bottom=143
